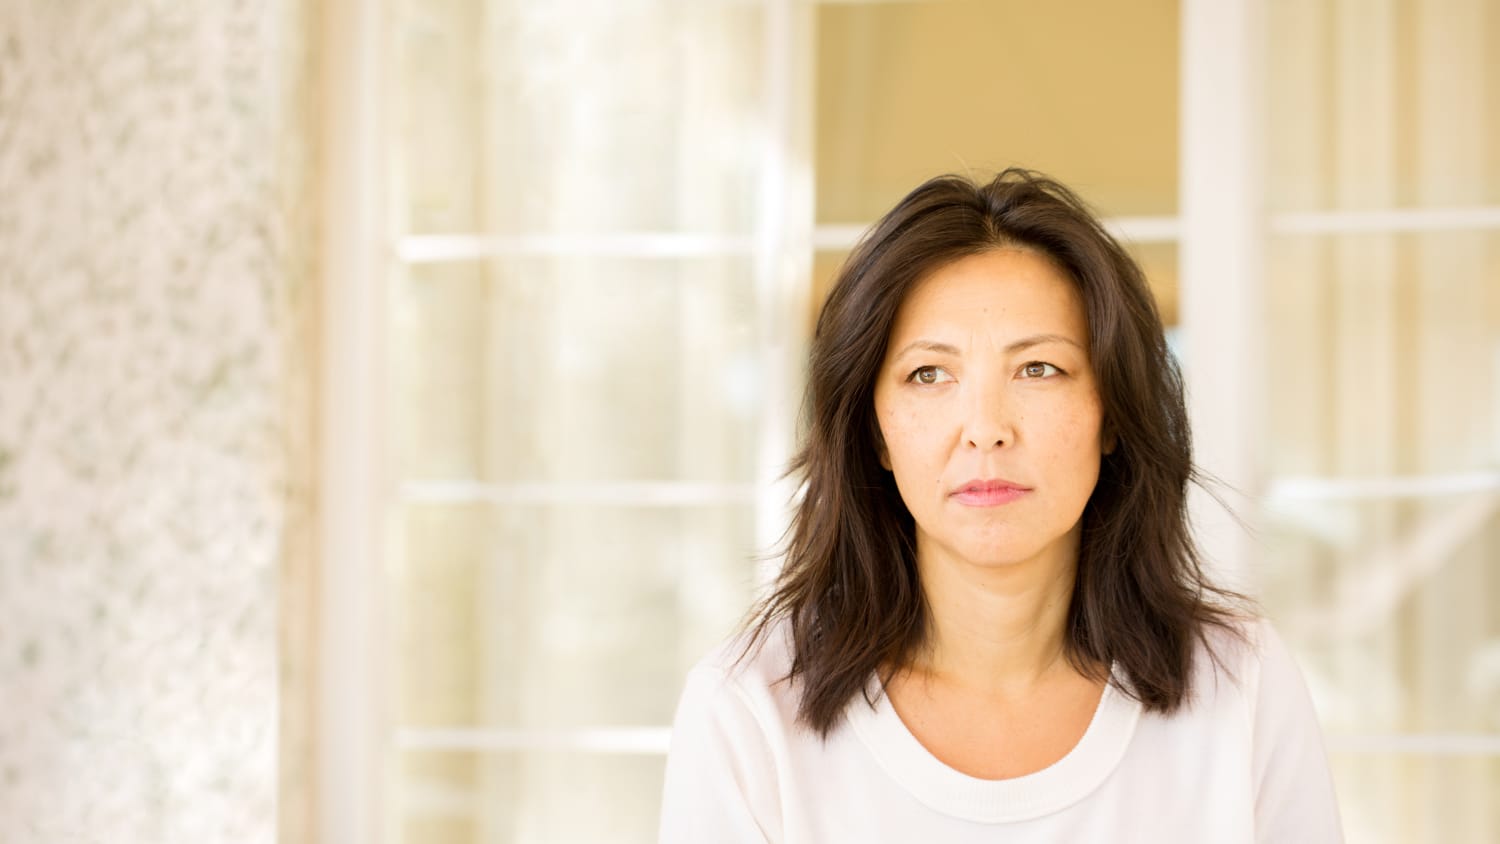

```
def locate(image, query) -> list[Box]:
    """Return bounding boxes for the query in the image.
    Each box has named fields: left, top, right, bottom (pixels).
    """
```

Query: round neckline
left=845, top=665, right=1143, bottom=823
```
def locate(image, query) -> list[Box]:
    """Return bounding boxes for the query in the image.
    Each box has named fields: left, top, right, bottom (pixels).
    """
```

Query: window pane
left=1262, top=494, right=1498, bottom=734
left=1328, top=754, right=1500, bottom=844
left=1265, top=231, right=1500, bottom=480
left=1263, top=227, right=1500, bottom=840
left=400, top=748, right=665, bottom=844
left=391, top=256, right=761, bottom=485
left=386, top=3, right=778, bottom=841
left=394, top=0, right=765, bottom=235
left=393, top=0, right=485, bottom=234
left=395, top=501, right=757, bottom=730
left=1267, top=0, right=1500, bottom=211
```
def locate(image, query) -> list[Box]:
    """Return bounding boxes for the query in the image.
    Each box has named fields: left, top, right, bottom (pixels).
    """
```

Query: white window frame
left=317, top=0, right=390, bottom=842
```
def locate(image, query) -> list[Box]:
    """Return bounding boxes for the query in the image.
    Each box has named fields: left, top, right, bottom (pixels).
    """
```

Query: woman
left=659, top=170, right=1342, bottom=842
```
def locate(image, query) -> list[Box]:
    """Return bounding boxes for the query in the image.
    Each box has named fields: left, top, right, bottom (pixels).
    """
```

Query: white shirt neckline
left=844, top=665, right=1144, bottom=823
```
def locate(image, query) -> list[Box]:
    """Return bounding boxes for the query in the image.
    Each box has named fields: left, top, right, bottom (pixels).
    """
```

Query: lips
left=950, top=478, right=1032, bottom=507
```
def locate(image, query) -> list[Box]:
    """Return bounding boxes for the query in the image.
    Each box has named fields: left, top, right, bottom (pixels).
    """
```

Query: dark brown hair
left=744, top=168, right=1249, bottom=737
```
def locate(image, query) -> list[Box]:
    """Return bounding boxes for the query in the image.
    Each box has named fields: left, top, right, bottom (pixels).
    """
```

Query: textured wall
left=0, top=1, right=315, bottom=841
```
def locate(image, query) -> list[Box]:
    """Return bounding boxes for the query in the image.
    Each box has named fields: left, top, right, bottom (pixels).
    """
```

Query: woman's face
left=873, top=248, right=1113, bottom=573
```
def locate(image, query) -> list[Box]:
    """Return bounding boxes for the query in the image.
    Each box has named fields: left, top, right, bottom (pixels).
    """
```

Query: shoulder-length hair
left=744, top=168, right=1248, bottom=737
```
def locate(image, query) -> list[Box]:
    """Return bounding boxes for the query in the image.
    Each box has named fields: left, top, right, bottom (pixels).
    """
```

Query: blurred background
left=0, top=0, right=1497, bottom=842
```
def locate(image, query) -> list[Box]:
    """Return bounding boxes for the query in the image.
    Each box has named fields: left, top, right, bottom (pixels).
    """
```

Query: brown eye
left=908, top=366, right=951, bottom=385
left=1022, top=362, right=1060, bottom=379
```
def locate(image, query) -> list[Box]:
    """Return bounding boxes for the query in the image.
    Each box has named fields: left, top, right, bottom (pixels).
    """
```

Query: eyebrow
left=890, top=333, right=1084, bottom=359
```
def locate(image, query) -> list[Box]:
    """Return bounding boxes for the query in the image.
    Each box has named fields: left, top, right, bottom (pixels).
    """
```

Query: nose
left=960, top=376, right=1017, bottom=451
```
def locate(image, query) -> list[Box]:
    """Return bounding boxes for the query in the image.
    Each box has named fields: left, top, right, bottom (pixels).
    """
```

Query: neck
left=908, top=530, right=1082, bottom=697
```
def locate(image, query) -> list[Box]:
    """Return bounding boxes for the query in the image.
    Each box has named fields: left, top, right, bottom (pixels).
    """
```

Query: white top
left=659, top=617, right=1342, bottom=843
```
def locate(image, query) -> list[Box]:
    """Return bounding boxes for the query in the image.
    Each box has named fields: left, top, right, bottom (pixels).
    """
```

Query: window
left=1258, top=1, right=1500, bottom=839
left=316, top=1, right=1500, bottom=840
left=383, top=1, right=793, bottom=842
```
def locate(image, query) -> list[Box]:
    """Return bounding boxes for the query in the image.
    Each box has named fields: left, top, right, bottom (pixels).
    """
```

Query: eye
left=1020, top=361, right=1062, bottom=379
left=907, top=365, right=954, bottom=385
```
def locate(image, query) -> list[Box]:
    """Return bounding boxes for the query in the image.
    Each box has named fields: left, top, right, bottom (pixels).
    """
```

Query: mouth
left=950, top=478, right=1032, bottom=507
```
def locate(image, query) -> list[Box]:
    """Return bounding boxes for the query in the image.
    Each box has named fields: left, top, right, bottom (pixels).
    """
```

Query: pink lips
left=950, top=478, right=1032, bottom=507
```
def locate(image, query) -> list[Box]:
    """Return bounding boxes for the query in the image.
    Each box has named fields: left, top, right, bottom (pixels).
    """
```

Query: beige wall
left=815, top=0, right=1179, bottom=223
left=812, top=0, right=1180, bottom=325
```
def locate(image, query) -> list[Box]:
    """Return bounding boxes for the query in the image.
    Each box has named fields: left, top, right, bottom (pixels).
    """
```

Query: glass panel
left=395, top=502, right=757, bottom=729
left=399, top=749, right=666, bottom=844
left=1265, top=231, right=1500, bottom=480
left=401, top=747, right=480, bottom=844
left=391, top=256, right=761, bottom=485
left=392, top=0, right=484, bottom=234
left=815, top=0, right=1179, bottom=223
left=390, top=261, right=488, bottom=482
left=1328, top=754, right=1500, bottom=844
left=1261, top=495, right=1499, bottom=734
left=1262, top=227, right=1500, bottom=840
left=387, top=3, right=781, bottom=842
left=396, top=502, right=486, bottom=729
left=1267, top=0, right=1500, bottom=212
left=393, top=0, right=765, bottom=236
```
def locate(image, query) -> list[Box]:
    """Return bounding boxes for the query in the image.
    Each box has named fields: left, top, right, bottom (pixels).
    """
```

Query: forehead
left=889, top=248, right=1089, bottom=343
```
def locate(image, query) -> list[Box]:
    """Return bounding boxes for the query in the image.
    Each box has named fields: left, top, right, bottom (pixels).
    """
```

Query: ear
left=1101, top=426, right=1118, bottom=456
left=875, top=430, right=892, bottom=471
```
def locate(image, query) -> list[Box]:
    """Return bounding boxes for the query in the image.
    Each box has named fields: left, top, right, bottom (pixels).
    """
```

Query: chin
left=949, top=539, right=1046, bottom=569
left=917, top=522, right=1072, bottom=570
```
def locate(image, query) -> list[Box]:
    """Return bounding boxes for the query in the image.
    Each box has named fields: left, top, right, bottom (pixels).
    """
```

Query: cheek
left=877, top=403, right=945, bottom=482
left=1037, top=407, right=1105, bottom=481
left=878, top=411, right=920, bottom=465
left=874, top=401, right=899, bottom=465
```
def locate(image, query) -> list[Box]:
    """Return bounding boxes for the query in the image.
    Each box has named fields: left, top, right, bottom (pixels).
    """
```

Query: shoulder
left=679, top=616, right=801, bottom=726
left=1133, top=616, right=1342, bottom=837
left=1200, top=619, right=1344, bottom=838
left=1193, top=614, right=1303, bottom=695
left=675, top=614, right=804, bottom=740
left=1183, top=613, right=1326, bottom=738
left=1212, top=614, right=1325, bottom=723
left=662, top=620, right=797, bottom=840
left=692, top=615, right=796, bottom=684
